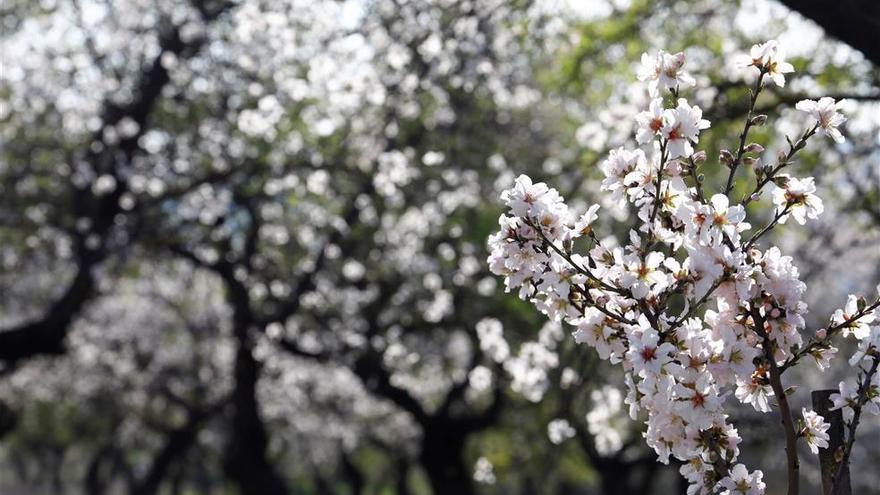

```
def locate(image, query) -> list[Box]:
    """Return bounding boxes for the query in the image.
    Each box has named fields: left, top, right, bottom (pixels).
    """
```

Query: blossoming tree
left=488, top=41, right=880, bottom=495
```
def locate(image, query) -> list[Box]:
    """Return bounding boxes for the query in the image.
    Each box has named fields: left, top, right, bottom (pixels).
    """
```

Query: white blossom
left=800, top=408, right=830, bottom=455
left=796, top=97, right=847, bottom=143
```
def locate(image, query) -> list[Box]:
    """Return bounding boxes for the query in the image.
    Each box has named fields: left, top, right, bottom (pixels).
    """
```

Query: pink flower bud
left=744, top=143, right=765, bottom=153
left=816, top=328, right=827, bottom=340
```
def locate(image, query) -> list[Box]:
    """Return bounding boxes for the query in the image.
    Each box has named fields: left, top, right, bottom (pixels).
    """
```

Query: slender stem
left=833, top=355, right=880, bottom=495
left=667, top=276, right=727, bottom=332
left=686, top=154, right=706, bottom=203
left=569, top=283, right=635, bottom=325
left=744, top=204, right=791, bottom=251
left=781, top=299, right=880, bottom=372
left=519, top=219, right=635, bottom=325
left=725, top=70, right=767, bottom=196
left=754, top=310, right=800, bottom=495
left=742, top=124, right=819, bottom=207
left=649, top=139, right=668, bottom=226
left=527, top=219, right=626, bottom=296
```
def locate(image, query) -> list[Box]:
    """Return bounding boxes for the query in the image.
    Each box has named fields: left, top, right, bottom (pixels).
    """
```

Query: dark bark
left=420, top=425, right=474, bottom=495
left=84, top=444, right=116, bottom=495
left=341, top=450, right=365, bottom=495
left=394, top=457, right=412, bottom=495
left=221, top=269, right=289, bottom=495
left=0, top=401, right=17, bottom=440
left=777, top=0, right=880, bottom=67
left=131, top=406, right=217, bottom=495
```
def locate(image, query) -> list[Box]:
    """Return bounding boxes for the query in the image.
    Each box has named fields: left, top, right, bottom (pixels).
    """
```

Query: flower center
left=650, top=117, right=664, bottom=132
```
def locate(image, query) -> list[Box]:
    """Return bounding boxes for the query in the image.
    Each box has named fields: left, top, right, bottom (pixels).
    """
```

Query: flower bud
left=777, top=150, right=787, bottom=163
left=750, top=114, right=768, bottom=126
left=743, top=157, right=758, bottom=167
left=665, top=159, right=683, bottom=177
left=719, top=149, right=734, bottom=166
left=772, top=175, right=790, bottom=188
left=692, top=150, right=707, bottom=164
left=816, top=328, right=827, bottom=340
left=750, top=192, right=761, bottom=202
left=744, top=143, right=765, bottom=153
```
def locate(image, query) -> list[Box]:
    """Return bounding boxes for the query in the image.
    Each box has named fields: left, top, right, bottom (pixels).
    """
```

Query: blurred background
left=1, top=0, right=879, bottom=494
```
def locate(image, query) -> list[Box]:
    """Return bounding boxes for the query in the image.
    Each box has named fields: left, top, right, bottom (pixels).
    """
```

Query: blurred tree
left=0, top=0, right=878, bottom=494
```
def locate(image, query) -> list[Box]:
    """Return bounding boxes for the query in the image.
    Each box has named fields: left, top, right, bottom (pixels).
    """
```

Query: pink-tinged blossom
left=678, top=195, right=750, bottom=246
left=637, top=50, right=696, bottom=96
left=662, top=98, right=710, bottom=158
left=573, top=308, right=625, bottom=363
left=620, top=251, right=668, bottom=299
left=849, top=326, right=880, bottom=366
left=601, top=147, right=649, bottom=204
left=719, top=337, right=761, bottom=381
left=635, top=98, right=665, bottom=144
left=796, top=97, right=846, bottom=143
left=771, top=175, right=824, bottom=225
left=719, top=464, right=766, bottom=495
left=674, top=372, right=722, bottom=430
left=708, top=194, right=750, bottom=240
left=831, top=294, right=874, bottom=339
left=570, top=204, right=601, bottom=239
left=735, top=377, right=773, bottom=413
left=800, top=408, right=830, bottom=455
left=501, top=174, right=551, bottom=217
left=830, top=380, right=859, bottom=422
left=739, top=40, right=794, bottom=87
left=809, top=345, right=838, bottom=371
left=625, top=326, right=675, bottom=377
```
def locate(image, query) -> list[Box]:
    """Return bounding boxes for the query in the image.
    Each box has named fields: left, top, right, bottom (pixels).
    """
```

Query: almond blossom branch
left=649, top=139, right=669, bottom=225
left=744, top=204, right=792, bottom=250
left=833, top=355, right=880, bottom=495
left=668, top=275, right=728, bottom=332
left=725, top=68, right=767, bottom=196
left=488, top=40, right=854, bottom=495
left=743, top=124, right=819, bottom=207
left=686, top=153, right=707, bottom=203
left=753, top=309, right=800, bottom=495
left=526, top=218, right=628, bottom=296
left=781, top=299, right=880, bottom=373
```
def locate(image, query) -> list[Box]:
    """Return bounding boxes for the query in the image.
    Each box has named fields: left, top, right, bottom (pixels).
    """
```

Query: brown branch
left=753, top=309, right=800, bottom=495
left=832, top=355, right=880, bottom=495
left=781, top=299, right=880, bottom=373
left=725, top=70, right=767, bottom=196
left=742, top=124, right=819, bottom=207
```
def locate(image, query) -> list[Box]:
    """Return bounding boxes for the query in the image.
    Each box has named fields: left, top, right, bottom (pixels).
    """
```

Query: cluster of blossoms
left=488, top=41, right=879, bottom=494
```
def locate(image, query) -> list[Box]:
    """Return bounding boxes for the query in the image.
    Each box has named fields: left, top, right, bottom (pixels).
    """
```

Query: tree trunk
left=420, top=427, right=474, bottom=495
left=132, top=409, right=210, bottom=495
left=223, top=338, right=289, bottom=495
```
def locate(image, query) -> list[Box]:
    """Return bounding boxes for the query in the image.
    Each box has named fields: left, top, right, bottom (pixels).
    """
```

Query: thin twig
left=742, top=124, right=819, bottom=207
left=781, top=299, right=880, bottom=373
left=832, top=355, right=880, bottom=495
left=743, top=204, right=792, bottom=251
left=725, top=69, right=767, bottom=196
